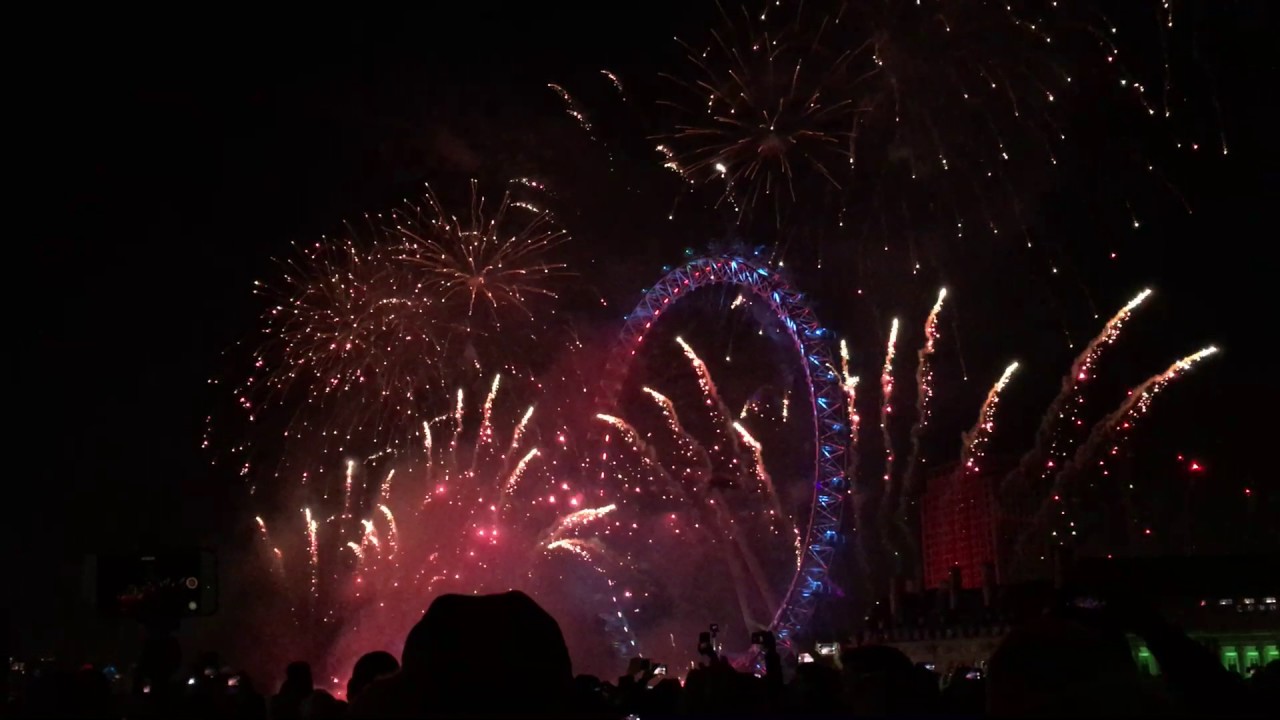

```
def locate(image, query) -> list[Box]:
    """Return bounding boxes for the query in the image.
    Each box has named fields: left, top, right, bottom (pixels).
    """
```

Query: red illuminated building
left=921, top=465, right=1000, bottom=589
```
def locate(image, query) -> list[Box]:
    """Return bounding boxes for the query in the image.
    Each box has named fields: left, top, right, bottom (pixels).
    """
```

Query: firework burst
left=657, top=1, right=1210, bottom=278
left=216, top=180, right=568, bottom=486
left=658, top=2, right=857, bottom=221
left=391, top=180, right=569, bottom=333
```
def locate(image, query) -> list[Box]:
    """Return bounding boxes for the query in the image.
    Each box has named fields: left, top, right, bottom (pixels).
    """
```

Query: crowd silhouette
left=8, top=589, right=1278, bottom=718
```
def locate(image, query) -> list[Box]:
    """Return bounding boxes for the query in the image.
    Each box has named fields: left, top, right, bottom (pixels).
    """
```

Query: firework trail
left=595, top=332, right=803, bottom=642
left=1000, top=289, right=1153, bottom=498
left=733, top=420, right=791, bottom=535
left=732, top=422, right=777, bottom=500
left=961, top=362, right=1021, bottom=476
left=1017, top=346, right=1218, bottom=569
left=541, top=504, right=618, bottom=545
left=895, top=289, right=947, bottom=571
left=342, top=460, right=356, bottom=520
left=876, top=318, right=902, bottom=565
left=643, top=387, right=715, bottom=480
left=447, top=389, right=466, bottom=474
left=674, top=336, right=745, bottom=463
left=600, top=69, right=626, bottom=98
left=255, top=516, right=284, bottom=574
left=595, top=413, right=680, bottom=495
left=378, top=504, right=398, bottom=557
left=839, top=339, right=862, bottom=484
left=377, top=469, right=396, bottom=504
left=478, top=375, right=501, bottom=447
left=548, top=83, right=594, bottom=133
left=836, top=283, right=1218, bottom=597
left=639, top=392, right=780, bottom=613
left=501, top=448, right=540, bottom=498
left=505, top=405, right=536, bottom=468
left=304, top=507, right=319, bottom=600
left=901, top=289, right=946, bottom=499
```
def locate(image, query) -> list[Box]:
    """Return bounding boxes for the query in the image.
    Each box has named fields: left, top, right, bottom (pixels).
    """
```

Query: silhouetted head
left=987, top=616, right=1142, bottom=716
left=399, top=590, right=573, bottom=715
left=347, top=651, right=399, bottom=702
left=281, top=661, right=313, bottom=696
left=351, top=590, right=572, bottom=717
left=301, top=688, right=346, bottom=720
left=839, top=645, right=920, bottom=715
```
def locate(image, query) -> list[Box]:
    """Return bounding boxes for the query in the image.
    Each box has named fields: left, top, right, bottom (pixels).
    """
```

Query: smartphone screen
left=654, top=665, right=667, bottom=676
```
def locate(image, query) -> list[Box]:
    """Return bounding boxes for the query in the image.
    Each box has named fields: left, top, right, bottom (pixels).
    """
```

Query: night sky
left=13, top=2, right=1276, bottom=660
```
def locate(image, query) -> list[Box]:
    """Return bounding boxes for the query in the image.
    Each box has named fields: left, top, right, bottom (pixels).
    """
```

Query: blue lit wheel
left=601, top=251, right=849, bottom=657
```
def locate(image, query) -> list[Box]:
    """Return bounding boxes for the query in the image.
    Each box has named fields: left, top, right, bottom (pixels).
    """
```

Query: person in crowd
left=349, top=590, right=574, bottom=718
left=269, top=661, right=314, bottom=720
left=346, top=650, right=399, bottom=703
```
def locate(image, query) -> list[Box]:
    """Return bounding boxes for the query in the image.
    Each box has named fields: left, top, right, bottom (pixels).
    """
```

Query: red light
left=1189, top=461, right=1203, bottom=472
left=1144, top=528, right=1152, bottom=535
left=1244, top=488, right=1252, bottom=497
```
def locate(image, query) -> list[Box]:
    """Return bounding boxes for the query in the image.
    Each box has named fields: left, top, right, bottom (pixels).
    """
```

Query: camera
left=750, top=630, right=776, bottom=651
left=697, top=631, right=715, bottom=658
left=91, top=549, right=217, bottom=619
